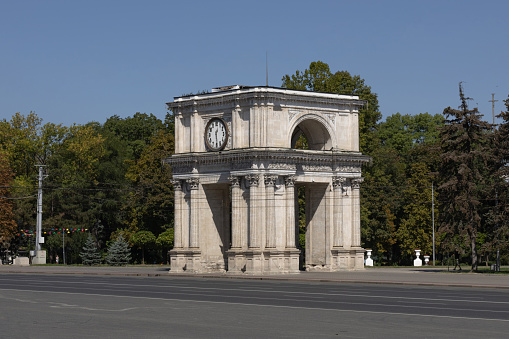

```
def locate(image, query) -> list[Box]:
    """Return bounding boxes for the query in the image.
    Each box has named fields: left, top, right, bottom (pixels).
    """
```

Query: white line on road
left=1, top=287, right=508, bottom=323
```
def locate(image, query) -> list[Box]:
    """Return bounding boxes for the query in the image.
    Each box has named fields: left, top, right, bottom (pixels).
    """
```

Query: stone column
left=265, top=175, right=277, bottom=248
left=285, top=176, right=296, bottom=248
left=246, top=174, right=260, bottom=248
left=229, top=176, right=242, bottom=248
left=171, top=179, right=183, bottom=249
left=351, top=177, right=364, bottom=247
left=332, top=177, right=346, bottom=248
left=187, top=178, right=200, bottom=248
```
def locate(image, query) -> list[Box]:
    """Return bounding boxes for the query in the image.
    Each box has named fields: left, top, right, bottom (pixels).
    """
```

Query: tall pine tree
left=438, top=83, right=493, bottom=271
left=489, top=95, right=509, bottom=253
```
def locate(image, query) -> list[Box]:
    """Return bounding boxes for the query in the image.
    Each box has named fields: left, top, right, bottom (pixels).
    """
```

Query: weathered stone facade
left=165, top=86, right=369, bottom=274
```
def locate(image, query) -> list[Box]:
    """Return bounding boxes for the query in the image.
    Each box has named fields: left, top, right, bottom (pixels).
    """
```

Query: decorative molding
left=172, top=165, right=194, bottom=174
left=302, top=164, right=332, bottom=172
left=228, top=175, right=240, bottom=187
left=325, top=112, right=336, bottom=125
left=332, top=176, right=346, bottom=189
left=335, top=165, right=362, bottom=173
left=264, top=175, right=278, bottom=187
left=245, top=174, right=259, bottom=187
left=288, top=110, right=300, bottom=121
left=351, top=177, right=364, bottom=189
left=284, top=175, right=296, bottom=187
left=267, top=163, right=296, bottom=170
left=232, top=162, right=252, bottom=170
left=186, top=178, right=200, bottom=190
left=170, top=179, right=182, bottom=191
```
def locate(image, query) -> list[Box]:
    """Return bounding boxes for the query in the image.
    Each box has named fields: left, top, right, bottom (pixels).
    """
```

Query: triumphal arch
left=165, top=86, right=369, bottom=274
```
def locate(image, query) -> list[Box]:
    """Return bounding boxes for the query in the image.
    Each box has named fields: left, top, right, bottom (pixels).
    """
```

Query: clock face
left=205, top=118, right=228, bottom=151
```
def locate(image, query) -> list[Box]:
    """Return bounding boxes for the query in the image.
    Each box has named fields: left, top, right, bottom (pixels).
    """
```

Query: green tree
left=488, top=95, right=509, bottom=255
left=361, top=147, right=405, bottom=262
left=395, top=162, right=434, bottom=259
left=123, top=130, right=175, bottom=234
left=102, top=113, right=164, bottom=160
left=80, top=234, right=102, bottom=266
left=131, top=230, right=156, bottom=264
left=437, top=84, right=493, bottom=271
left=106, top=235, right=131, bottom=266
left=376, top=113, right=443, bottom=155
left=282, top=61, right=381, bottom=153
left=156, top=228, right=174, bottom=264
left=0, top=152, right=16, bottom=245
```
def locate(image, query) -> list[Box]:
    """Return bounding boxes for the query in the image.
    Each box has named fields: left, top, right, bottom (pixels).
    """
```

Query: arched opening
left=290, top=118, right=333, bottom=150
left=290, top=118, right=334, bottom=270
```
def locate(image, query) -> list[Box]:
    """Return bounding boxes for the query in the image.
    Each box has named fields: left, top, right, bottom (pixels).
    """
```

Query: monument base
left=227, top=249, right=300, bottom=274
left=330, top=248, right=365, bottom=270
left=168, top=249, right=202, bottom=273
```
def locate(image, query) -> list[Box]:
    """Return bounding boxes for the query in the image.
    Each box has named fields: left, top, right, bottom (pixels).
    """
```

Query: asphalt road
left=0, top=274, right=508, bottom=338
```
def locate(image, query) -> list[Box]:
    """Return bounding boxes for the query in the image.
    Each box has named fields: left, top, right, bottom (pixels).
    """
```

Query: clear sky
left=1, top=0, right=508, bottom=127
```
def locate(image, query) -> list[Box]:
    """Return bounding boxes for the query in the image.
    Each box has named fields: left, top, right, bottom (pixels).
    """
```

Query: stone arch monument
left=165, top=86, right=369, bottom=274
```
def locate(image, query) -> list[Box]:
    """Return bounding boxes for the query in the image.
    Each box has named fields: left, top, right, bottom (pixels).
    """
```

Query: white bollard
left=414, top=249, right=422, bottom=267
left=424, top=255, right=430, bottom=265
left=365, top=249, right=374, bottom=267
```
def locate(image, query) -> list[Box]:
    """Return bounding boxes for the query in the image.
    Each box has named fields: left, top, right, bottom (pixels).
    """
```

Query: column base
left=331, top=247, right=365, bottom=270
left=227, top=248, right=300, bottom=274
left=168, top=249, right=202, bottom=273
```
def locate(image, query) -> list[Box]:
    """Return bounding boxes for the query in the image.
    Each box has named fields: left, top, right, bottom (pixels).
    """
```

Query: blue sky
left=1, top=0, right=508, bottom=127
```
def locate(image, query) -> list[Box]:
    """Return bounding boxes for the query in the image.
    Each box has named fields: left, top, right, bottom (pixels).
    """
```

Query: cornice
left=167, top=87, right=365, bottom=112
left=165, top=148, right=371, bottom=174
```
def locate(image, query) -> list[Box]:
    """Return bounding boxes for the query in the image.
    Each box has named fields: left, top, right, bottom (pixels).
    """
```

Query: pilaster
left=351, top=177, right=364, bottom=248
left=265, top=175, right=277, bottom=248
left=246, top=174, right=260, bottom=248
left=284, top=176, right=297, bottom=249
left=187, top=178, right=200, bottom=248
left=332, top=176, right=346, bottom=248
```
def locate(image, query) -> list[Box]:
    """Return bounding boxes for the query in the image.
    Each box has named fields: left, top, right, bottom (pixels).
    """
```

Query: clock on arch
left=205, top=117, right=229, bottom=151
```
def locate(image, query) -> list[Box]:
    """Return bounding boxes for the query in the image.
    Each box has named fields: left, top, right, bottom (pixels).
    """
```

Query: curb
left=1, top=269, right=508, bottom=290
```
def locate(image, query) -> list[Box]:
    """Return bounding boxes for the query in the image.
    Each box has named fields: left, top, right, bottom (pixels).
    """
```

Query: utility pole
left=489, top=93, right=498, bottom=129
left=432, top=181, right=435, bottom=266
left=35, top=165, right=48, bottom=253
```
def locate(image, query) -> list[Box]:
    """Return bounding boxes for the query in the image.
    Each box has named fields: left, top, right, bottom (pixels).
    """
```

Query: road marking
left=0, top=277, right=507, bottom=306
left=1, top=287, right=508, bottom=323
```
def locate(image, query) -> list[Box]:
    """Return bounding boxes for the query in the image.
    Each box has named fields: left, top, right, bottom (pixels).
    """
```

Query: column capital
left=284, top=175, right=296, bottom=187
left=228, top=175, right=241, bottom=187
left=186, top=178, right=200, bottom=190
left=170, top=179, right=182, bottom=191
left=351, top=177, right=364, bottom=189
left=245, top=174, right=259, bottom=187
left=264, top=175, right=278, bottom=187
left=332, top=176, right=347, bottom=189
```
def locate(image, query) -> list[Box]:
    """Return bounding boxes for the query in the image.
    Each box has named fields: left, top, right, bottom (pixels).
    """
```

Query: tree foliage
left=0, top=152, right=16, bottom=246
left=80, top=234, right=102, bottom=266
left=437, top=83, right=493, bottom=271
left=131, top=230, right=156, bottom=264
left=106, top=235, right=131, bottom=266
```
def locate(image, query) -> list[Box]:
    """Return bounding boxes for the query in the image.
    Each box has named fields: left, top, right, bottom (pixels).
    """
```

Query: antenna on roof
left=266, top=51, right=269, bottom=86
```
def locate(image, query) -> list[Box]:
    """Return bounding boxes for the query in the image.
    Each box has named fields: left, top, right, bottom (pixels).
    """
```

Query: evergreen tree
left=489, top=95, right=509, bottom=253
left=105, top=235, right=131, bottom=266
left=80, top=234, right=102, bottom=266
left=437, top=83, right=493, bottom=271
